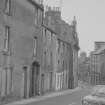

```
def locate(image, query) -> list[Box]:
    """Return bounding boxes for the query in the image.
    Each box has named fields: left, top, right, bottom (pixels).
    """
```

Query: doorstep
left=5, top=87, right=81, bottom=105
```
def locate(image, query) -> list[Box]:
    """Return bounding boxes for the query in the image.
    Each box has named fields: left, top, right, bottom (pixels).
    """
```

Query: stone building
left=41, top=24, right=57, bottom=93
left=93, top=45, right=105, bottom=85
left=44, top=6, right=79, bottom=89
left=79, top=52, right=87, bottom=63
left=72, top=16, right=79, bottom=88
left=0, top=0, right=79, bottom=99
left=89, top=51, right=99, bottom=85
left=0, top=0, right=44, bottom=98
left=78, top=52, right=90, bottom=82
left=95, top=41, right=105, bottom=51
left=89, top=42, right=105, bottom=85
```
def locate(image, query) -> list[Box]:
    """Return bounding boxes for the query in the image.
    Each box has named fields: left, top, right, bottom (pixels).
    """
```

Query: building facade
left=0, top=0, right=79, bottom=99
left=78, top=52, right=90, bottom=83
left=44, top=6, right=79, bottom=89
left=41, top=24, right=57, bottom=93
left=89, top=51, right=99, bottom=85
left=0, top=0, right=44, bottom=98
left=89, top=42, right=105, bottom=85
left=94, top=46, right=105, bottom=85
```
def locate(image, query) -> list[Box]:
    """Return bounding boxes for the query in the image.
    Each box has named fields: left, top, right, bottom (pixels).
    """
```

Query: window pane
left=5, top=0, right=11, bottom=15
left=35, top=7, right=38, bottom=25
left=4, top=26, right=9, bottom=51
left=43, top=28, right=46, bottom=43
left=34, top=37, right=37, bottom=56
left=38, top=9, right=41, bottom=24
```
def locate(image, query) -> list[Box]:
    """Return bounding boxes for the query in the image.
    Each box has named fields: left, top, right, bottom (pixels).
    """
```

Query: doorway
left=49, top=72, right=53, bottom=91
left=41, top=74, right=44, bottom=95
left=23, top=66, right=27, bottom=98
left=29, top=61, right=40, bottom=97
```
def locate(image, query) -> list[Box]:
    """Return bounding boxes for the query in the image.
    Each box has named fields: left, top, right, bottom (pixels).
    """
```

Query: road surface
left=25, top=88, right=91, bottom=105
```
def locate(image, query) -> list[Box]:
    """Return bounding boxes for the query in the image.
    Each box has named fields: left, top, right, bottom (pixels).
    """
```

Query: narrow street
left=25, top=86, right=92, bottom=105
left=0, top=1, right=104, bottom=105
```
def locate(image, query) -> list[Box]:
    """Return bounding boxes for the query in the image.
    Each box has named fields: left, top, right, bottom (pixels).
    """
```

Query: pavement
left=5, top=87, right=81, bottom=105
left=21, top=86, right=91, bottom=105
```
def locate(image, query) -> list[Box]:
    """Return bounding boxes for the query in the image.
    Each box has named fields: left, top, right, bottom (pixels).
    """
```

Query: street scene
left=21, top=85, right=91, bottom=105
left=3, top=81, right=92, bottom=105
left=0, top=0, right=105, bottom=105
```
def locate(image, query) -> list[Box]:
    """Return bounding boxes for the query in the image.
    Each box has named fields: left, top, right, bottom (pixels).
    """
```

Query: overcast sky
left=44, top=0, right=105, bottom=55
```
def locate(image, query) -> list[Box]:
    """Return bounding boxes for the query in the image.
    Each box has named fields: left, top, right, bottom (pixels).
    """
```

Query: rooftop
left=94, top=45, right=105, bottom=55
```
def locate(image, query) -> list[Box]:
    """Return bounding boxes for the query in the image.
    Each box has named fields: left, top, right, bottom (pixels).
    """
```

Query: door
left=41, top=74, right=44, bottom=95
left=23, top=66, right=27, bottom=98
left=29, top=61, right=40, bottom=97
left=49, top=72, right=53, bottom=91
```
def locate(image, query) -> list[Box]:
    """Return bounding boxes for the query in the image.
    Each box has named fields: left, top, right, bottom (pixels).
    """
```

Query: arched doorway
left=29, top=61, right=40, bottom=97
left=23, top=66, right=28, bottom=98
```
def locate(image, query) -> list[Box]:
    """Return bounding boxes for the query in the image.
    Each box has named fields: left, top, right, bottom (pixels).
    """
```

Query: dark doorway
left=29, top=61, right=40, bottom=97
left=41, top=74, right=44, bottom=95
left=23, top=66, right=27, bottom=98
left=49, top=72, right=53, bottom=91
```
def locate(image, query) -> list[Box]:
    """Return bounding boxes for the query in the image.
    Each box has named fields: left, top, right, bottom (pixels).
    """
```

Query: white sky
left=44, top=0, right=105, bottom=55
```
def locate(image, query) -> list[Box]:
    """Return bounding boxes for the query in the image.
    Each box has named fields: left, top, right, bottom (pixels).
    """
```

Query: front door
left=41, top=74, right=44, bottom=95
left=23, top=66, right=27, bottom=98
left=29, top=61, right=40, bottom=97
left=49, top=72, right=53, bottom=91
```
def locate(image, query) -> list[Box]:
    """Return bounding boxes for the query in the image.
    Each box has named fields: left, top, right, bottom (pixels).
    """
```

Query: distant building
left=89, top=42, right=105, bottom=85
left=94, top=41, right=105, bottom=51
left=89, top=51, right=99, bottom=85
left=93, top=45, right=105, bottom=85
left=78, top=52, right=90, bottom=82
left=79, top=52, right=87, bottom=64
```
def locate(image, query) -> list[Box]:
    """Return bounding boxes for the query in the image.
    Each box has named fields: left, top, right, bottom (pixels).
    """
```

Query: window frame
left=35, top=7, right=38, bottom=25
left=5, top=0, right=11, bottom=15
left=58, top=39, right=60, bottom=54
left=4, top=25, right=10, bottom=52
left=33, top=36, right=37, bottom=56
